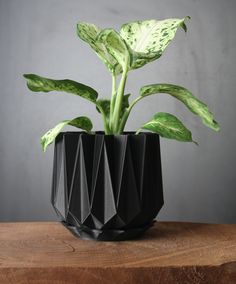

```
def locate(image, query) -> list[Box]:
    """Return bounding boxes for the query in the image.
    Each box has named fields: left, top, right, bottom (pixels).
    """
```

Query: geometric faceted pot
left=51, top=132, right=164, bottom=241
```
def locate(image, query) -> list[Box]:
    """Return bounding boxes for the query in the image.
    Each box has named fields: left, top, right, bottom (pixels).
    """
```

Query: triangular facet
left=114, top=136, right=127, bottom=203
left=91, top=136, right=105, bottom=224
left=68, top=138, right=90, bottom=223
left=80, top=134, right=94, bottom=202
left=91, top=214, right=104, bottom=229
left=103, top=144, right=117, bottom=223
left=54, top=139, right=66, bottom=219
left=117, top=137, right=141, bottom=223
left=64, top=133, right=80, bottom=205
left=129, top=134, right=146, bottom=200
left=51, top=136, right=63, bottom=206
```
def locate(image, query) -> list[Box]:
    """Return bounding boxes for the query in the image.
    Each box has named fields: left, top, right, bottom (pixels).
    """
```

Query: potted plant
left=23, top=17, right=219, bottom=241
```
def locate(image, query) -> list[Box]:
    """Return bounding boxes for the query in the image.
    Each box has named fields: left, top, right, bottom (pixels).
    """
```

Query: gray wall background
left=0, top=0, right=235, bottom=223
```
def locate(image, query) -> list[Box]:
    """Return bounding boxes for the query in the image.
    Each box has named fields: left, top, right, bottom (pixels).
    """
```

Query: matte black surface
left=51, top=132, right=164, bottom=241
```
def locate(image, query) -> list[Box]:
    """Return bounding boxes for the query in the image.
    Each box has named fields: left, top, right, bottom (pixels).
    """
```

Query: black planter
left=51, top=132, right=164, bottom=241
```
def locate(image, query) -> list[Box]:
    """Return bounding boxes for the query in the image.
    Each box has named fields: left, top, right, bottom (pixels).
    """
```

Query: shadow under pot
left=51, top=131, right=164, bottom=241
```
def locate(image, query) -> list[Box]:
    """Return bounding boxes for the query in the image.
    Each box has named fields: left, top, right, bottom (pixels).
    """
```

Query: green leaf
left=40, top=116, right=93, bottom=152
left=23, top=74, right=98, bottom=102
left=97, top=29, right=130, bottom=72
left=96, top=99, right=110, bottom=123
left=139, top=112, right=197, bottom=143
left=77, top=22, right=122, bottom=74
left=140, top=83, right=220, bottom=131
left=120, top=17, right=190, bottom=70
left=122, top=93, right=131, bottom=110
left=96, top=94, right=130, bottom=121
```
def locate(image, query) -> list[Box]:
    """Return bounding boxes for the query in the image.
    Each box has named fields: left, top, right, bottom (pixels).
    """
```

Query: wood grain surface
left=0, top=222, right=235, bottom=283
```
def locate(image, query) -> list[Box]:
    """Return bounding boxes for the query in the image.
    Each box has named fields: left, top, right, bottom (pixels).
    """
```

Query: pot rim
left=59, top=131, right=159, bottom=136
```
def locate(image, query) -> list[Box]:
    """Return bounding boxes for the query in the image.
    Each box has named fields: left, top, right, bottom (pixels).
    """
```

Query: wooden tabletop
left=0, top=222, right=235, bottom=284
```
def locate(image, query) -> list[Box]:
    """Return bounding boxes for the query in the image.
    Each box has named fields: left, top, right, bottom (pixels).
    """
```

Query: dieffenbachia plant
left=23, top=17, right=220, bottom=151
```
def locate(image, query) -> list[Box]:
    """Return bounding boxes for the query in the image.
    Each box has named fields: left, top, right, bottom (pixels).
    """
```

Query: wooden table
left=0, top=222, right=235, bottom=284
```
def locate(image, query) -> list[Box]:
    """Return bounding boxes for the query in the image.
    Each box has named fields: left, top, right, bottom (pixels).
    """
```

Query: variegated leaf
left=97, top=29, right=130, bottom=72
left=23, top=74, right=98, bottom=102
left=77, top=22, right=122, bottom=74
left=96, top=99, right=110, bottom=124
left=120, top=17, right=190, bottom=69
left=140, top=83, right=220, bottom=131
left=139, top=112, right=197, bottom=143
left=41, top=116, right=93, bottom=152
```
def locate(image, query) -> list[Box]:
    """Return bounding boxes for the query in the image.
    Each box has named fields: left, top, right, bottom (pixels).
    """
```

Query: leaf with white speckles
left=120, top=17, right=190, bottom=70
left=23, top=74, right=98, bottom=102
left=140, top=83, right=220, bottom=131
left=77, top=22, right=122, bottom=74
left=41, top=117, right=93, bottom=152
left=97, top=29, right=130, bottom=72
left=138, top=112, right=197, bottom=143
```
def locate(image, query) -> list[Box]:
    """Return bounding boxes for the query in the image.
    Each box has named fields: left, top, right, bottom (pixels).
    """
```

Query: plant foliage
left=23, top=17, right=220, bottom=151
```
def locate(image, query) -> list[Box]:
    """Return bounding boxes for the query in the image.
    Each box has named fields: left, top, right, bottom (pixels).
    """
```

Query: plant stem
left=118, top=96, right=143, bottom=133
left=112, top=68, right=128, bottom=133
left=96, top=103, right=111, bottom=134
left=109, top=71, right=117, bottom=130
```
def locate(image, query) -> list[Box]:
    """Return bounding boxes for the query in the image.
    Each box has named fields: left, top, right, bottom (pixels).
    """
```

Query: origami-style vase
left=51, top=132, right=164, bottom=241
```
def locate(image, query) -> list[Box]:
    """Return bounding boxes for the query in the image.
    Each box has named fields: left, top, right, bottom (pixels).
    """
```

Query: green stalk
left=118, top=96, right=143, bottom=133
left=96, top=103, right=111, bottom=134
left=109, top=71, right=117, bottom=130
left=111, top=67, right=128, bottom=133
